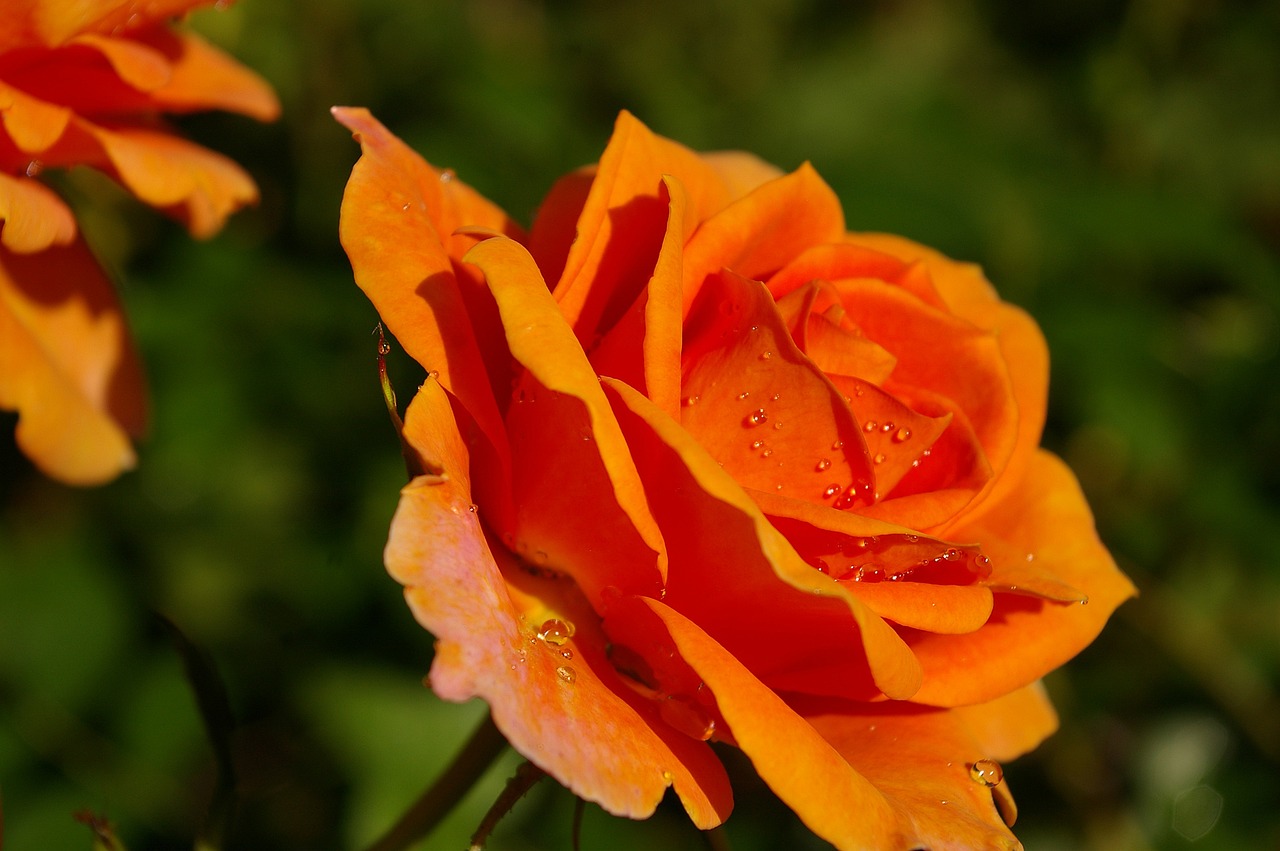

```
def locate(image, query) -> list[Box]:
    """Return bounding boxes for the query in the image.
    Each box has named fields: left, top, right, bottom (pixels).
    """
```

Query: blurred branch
left=362, top=713, right=509, bottom=851
left=156, top=615, right=238, bottom=851
left=467, top=760, right=546, bottom=850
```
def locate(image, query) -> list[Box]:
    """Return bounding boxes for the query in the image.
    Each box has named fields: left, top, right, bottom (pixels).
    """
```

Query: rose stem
left=361, top=713, right=509, bottom=851
left=467, top=760, right=547, bottom=849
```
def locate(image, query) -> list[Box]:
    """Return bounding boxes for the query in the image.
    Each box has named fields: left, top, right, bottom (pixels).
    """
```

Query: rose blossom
left=336, top=108, right=1135, bottom=850
left=0, top=0, right=278, bottom=484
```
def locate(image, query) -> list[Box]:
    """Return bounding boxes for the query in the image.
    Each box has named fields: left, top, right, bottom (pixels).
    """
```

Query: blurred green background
left=3, top=1, right=1278, bottom=849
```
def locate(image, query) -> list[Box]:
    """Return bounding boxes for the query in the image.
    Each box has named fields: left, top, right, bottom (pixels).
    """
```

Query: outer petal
left=384, top=382, right=733, bottom=828
left=608, top=596, right=906, bottom=850
left=549, top=111, right=739, bottom=342
left=0, top=236, right=146, bottom=484
left=141, top=29, right=280, bottom=120
left=952, top=681, right=1059, bottom=763
left=803, top=701, right=1023, bottom=850
left=0, top=172, right=76, bottom=253
left=334, top=106, right=514, bottom=524
left=909, top=451, right=1137, bottom=706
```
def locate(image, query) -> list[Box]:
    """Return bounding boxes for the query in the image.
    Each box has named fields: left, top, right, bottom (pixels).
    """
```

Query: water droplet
left=1025, top=552, right=1036, bottom=562
left=560, top=649, right=574, bottom=659
left=660, top=694, right=717, bottom=741
left=904, top=534, right=918, bottom=543
left=881, top=421, right=896, bottom=433
left=743, top=408, right=768, bottom=427
left=969, top=758, right=1004, bottom=787
left=853, top=384, right=865, bottom=397
left=855, top=560, right=885, bottom=580
left=815, top=458, right=832, bottom=472
left=751, top=440, right=765, bottom=450
left=555, top=665, right=577, bottom=684
left=440, top=169, right=455, bottom=183
left=771, top=393, right=781, bottom=401
left=863, top=420, right=878, bottom=433
left=775, top=483, right=784, bottom=491
left=468, top=504, right=478, bottom=513
left=749, top=324, right=760, bottom=332
left=682, top=394, right=700, bottom=407
left=833, top=487, right=858, bottom=510
left=400, top=202, right=411, bottom=211
left=759, top=351, right=773, bottom=360
left=538, top=618, right=575, bottom=646
left=737, top=391, right=750, bottom=400
left=822, top=483, right=842, bottom=499
left=873, top=453, right=886, bottom=464
left=893, top=427, right=912, bottom=443
left=761, top=448, right=773, bottom=458
left=662, top=770, right=675, bottom=784
left=773, top=421, right=783, bottom=430
left=831, top=440, right=844, bottom=450
left=1079, top=596, right=1090, bottom=605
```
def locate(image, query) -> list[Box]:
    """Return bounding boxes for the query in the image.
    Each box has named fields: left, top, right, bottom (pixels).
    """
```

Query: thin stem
left=361, top=714, right=509, bottom=851
left=467, top=761, right=547, bottom=850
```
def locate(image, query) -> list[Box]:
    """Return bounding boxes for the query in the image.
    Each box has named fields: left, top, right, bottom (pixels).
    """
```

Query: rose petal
left=0, top=172, right=77, bottom=253
left=603, top=378, right=922, bottom=702
left=0, top=236, right=146, bottom=484
left=774, top=280, right=897, bottom=386
left=765, top=241, right=918, bottom=302
left=334, top=106, right=514, bottom=524
left=609, top=596, right=906, bottom=850
left=682, top=162, right=846, bottom=317
left=832, top=277, right=1018, bottom=504
left=587, top=175, right=686, bottom=418
left=464, top=236, right=667, bottom=600
left=387, top=383, right=731, bottom=828
left=681, top=268, right=876, bottom=509
left=552, top=111, right=741, bottom=339
left=952, top=681, right=1059, bottom=763
left=803, top=701, right=1024, bottom=850
left=908, top=450, right=1137, bottom=706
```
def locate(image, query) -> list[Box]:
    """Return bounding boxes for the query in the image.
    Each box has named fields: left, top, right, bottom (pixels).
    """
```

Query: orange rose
left=336, top=108, right=1135, bottom=849
left=0, top=0, right=278, bottom=484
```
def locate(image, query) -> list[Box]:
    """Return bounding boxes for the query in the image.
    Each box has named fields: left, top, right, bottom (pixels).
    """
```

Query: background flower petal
left=0, top=236, right=145, bottom=484
left=0, top=172, right=76, bottom=253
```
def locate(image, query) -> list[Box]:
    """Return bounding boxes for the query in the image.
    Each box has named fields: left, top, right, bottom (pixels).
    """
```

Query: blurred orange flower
left=0, top=0, right=278, bottom=484
left=336, top=108, right=1136, bottom=850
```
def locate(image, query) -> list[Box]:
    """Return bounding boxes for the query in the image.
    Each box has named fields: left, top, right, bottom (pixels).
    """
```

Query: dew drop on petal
left=737, top=391, right=750, bottom=400
left=905, top=534, right=918, bottom=542
left=761, top=448, right=773, bottom=458
left=881, top=421, right=896, bottom=433
left=831, top=440, right=844, bottom=450
left=815, top=458, right=832, bottom=472
left=759, top=351, right=773, bottom=360
left=400, top=202, right=411, bottom=211
left=894, top=426, right=912, bottom=443
left=682, top=394, right=700, bottom=407
left=773, top=421, right=783, bottom=430
left=555, top=665, right=577, bottom=684
left=662, top=770, right=675, bottom=784
left=969, top=758, right=1004, bottom=787
left=771, top=393, right=781, bottom=401
left=874, top=453, right=886, bottom=464
left=560, top=649, right=574, bottom=659
left=440, top=169, right=455, bottom=183
left=751, top=440, right=765, bottom=450
left=822, top=483, right=842, bottom=499
left=743, top=408, right=768, bottom=427
left=863, top=420, right=878, bottom=433
left=538, top=618, right=575, bottom=646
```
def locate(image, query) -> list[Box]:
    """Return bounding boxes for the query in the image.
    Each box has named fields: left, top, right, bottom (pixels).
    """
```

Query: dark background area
left=2, top=1, right=1278, bottom=848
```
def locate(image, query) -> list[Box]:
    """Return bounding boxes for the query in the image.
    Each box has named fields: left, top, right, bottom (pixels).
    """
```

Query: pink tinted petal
left=388, top=384, right=731, bottom=827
